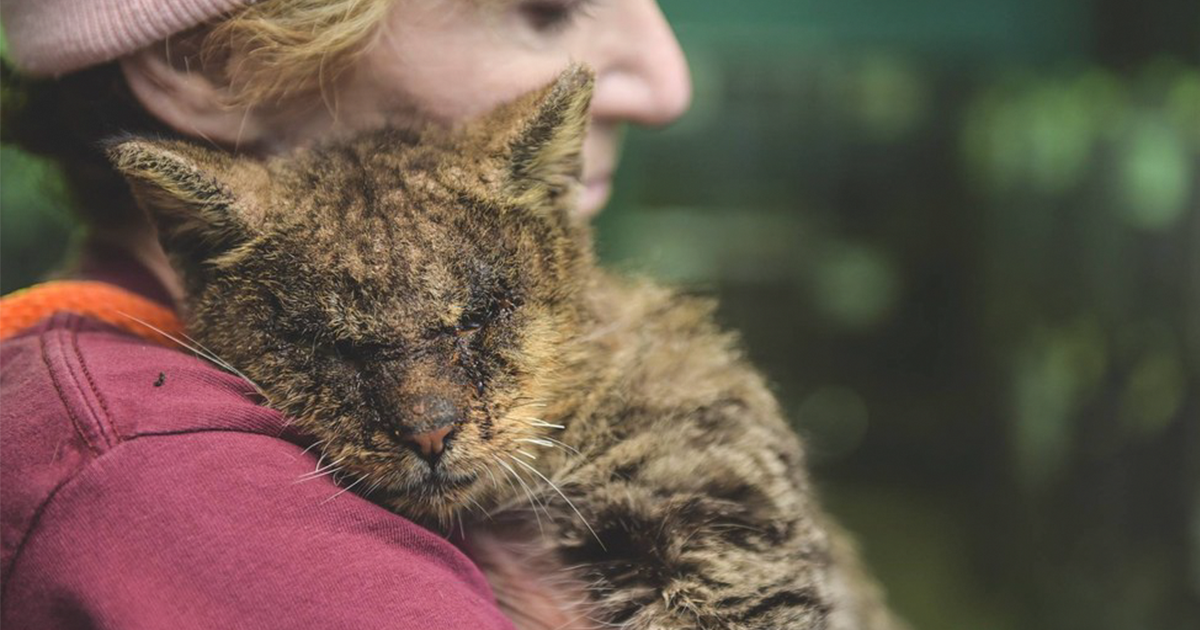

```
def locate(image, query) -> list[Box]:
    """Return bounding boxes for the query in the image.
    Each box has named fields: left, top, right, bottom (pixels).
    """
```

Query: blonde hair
left=203, top=0, right=397, bottom=105
left=4, top=0, right=484, bottom=228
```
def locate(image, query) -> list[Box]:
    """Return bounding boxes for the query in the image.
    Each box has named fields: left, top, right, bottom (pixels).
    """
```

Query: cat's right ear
left=105, top=137, right=268, bottom=263
left=464, top=65, right=594, bottom=215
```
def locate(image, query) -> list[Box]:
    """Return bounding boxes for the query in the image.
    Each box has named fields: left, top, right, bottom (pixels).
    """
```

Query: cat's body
left=472, top=275, right=842, bottom=629
left=108, top=67, right=902, bottom=630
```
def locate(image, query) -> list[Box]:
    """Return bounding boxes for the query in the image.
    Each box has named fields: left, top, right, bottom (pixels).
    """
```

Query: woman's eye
left=519, top=0, right=589, bottom=33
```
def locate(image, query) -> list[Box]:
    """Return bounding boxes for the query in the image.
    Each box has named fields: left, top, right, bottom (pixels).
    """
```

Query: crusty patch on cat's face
left=109, top=66, right=596, bottom=524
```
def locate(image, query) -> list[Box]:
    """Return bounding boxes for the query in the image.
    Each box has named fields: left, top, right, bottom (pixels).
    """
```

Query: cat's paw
left=625, top=590, right=831, bottom=630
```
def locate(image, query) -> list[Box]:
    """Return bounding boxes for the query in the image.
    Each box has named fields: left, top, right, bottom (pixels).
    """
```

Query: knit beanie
left=1, top=0, right=251, bottom=77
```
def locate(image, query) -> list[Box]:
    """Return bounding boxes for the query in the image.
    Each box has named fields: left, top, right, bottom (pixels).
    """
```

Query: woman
left=0, top=0, right=690, bottom=627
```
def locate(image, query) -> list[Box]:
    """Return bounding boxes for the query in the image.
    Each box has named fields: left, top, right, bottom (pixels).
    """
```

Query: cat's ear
left=478, top=65, right=595, bottom=212
left=105, top=137, right=268, bottom=262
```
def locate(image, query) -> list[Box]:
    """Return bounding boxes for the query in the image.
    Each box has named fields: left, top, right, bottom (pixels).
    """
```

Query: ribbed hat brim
left=1, top=0, right=250, bottom=77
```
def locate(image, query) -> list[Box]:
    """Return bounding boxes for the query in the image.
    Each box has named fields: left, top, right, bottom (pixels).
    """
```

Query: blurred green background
left=3, top=1, right=1199, bottom=628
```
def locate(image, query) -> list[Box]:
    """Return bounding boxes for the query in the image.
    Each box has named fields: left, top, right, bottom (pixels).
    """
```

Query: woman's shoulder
left=1, top=310, right=288, bottom=446
left=1, top=311, right=289, bottom=580
left=0, top=312, right=513, bottom=629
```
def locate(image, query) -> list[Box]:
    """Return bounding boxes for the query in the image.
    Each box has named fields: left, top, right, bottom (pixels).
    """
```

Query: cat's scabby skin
left=108, top=67, right=903, bottom=630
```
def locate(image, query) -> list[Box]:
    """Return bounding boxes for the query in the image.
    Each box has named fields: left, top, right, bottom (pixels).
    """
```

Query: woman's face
left=261, top=0, right=692, bottom=217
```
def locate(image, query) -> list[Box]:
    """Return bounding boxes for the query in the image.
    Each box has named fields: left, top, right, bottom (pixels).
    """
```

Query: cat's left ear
left=489, top=65, right=595, bottom=213
left=105, top=137, right=269, bottom=266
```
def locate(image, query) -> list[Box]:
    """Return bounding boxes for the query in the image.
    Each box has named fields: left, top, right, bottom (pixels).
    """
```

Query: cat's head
left=107, top=67, right=597, bottom=524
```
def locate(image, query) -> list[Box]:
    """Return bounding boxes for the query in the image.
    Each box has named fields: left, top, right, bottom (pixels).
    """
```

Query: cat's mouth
left=426, top=469, right=478, bottom=491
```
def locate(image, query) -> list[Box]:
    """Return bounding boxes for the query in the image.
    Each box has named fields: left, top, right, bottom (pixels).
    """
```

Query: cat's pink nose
left=404, top=425, right=454, bottom=461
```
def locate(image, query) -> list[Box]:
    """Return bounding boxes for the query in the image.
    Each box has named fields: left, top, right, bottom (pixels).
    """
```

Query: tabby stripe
left=736, top=588, right=824, bottom=622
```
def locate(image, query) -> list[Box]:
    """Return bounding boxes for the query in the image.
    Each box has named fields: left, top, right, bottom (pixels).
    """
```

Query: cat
left=107, top=66, right=903, bottom=630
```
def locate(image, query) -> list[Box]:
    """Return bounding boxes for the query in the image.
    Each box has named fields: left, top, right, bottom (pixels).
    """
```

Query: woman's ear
left=119, top=43, right=268, bottom=151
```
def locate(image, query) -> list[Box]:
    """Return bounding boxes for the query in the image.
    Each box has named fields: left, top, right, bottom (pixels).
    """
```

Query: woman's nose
left=589, top=0, right=693, bottom=128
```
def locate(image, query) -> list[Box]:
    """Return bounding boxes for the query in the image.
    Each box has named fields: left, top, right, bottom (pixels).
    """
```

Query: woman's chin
left=578, top=178, right=612, bottom=218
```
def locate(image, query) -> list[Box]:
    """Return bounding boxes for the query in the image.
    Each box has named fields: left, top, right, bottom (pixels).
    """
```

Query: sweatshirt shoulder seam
left=70, top=321, right=118, bottom=449
left=36, top=323, right=103, bottom=456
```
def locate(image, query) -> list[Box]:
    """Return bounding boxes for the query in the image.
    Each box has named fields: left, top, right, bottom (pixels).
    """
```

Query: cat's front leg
left=558, top=488, right=833, bottom=630
left=548, top=405, right=837, bottom=629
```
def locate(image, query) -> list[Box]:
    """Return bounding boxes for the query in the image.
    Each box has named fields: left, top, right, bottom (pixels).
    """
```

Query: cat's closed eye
left=453, top=294, right=518, bottom=337
left=455, top=313, right=486, bottom=336
left=329, top=338, right=404, bottom=362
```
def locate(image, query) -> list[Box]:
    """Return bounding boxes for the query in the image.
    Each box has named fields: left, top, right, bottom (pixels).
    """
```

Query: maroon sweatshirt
left=0, top=249, right=516, bottom=629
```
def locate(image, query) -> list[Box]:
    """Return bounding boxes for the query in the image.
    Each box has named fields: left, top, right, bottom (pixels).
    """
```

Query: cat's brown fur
left=108, top=67, right=903, bottom=630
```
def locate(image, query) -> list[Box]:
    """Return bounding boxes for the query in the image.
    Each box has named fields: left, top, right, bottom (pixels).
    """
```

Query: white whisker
left=294, top=466, right=343, bottom=484
left=464, top=494, right=493, bottom=521
left=537, top=436, right=581, bottom=455
left=298, top=439, right=327, bottom=459
left=496, top=457, right=546, bottom=537
left=294, top=454, right=346, bottom=482
left=509, top=456, right=605, bottom=550
left=321, top=474, right=367, bottom=504
left=482, top=462, right=502, bottom=493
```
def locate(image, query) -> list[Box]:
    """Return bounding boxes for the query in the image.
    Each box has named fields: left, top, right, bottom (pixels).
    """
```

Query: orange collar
left=0, top=280, right=184, bottom=347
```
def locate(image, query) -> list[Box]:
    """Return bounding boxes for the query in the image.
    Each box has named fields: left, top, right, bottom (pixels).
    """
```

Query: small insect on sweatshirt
left=0, top=245, right=515, bottom=630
